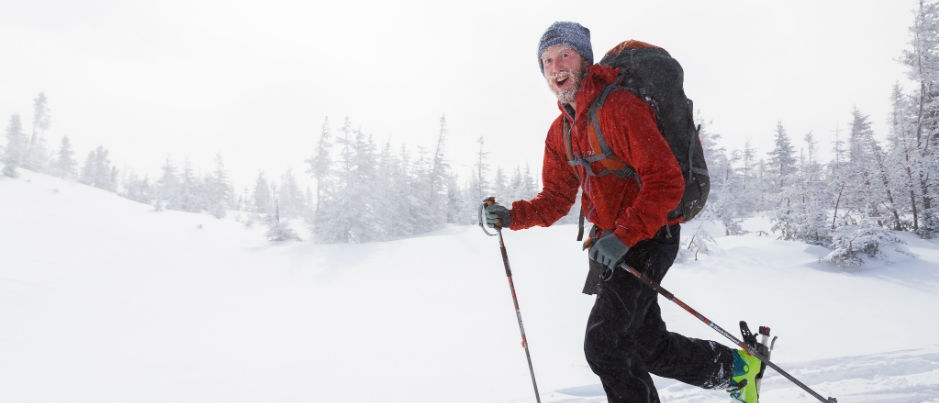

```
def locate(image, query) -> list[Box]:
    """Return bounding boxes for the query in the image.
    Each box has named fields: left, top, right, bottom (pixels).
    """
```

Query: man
left=483, top=21, right=763, bottom=403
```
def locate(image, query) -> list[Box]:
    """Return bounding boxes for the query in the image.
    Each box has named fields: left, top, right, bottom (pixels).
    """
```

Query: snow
left=1, top=171, right=937, bottom=403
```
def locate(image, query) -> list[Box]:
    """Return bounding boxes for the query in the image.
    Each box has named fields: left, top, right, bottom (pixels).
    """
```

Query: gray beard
left=556, top=87, right=577, bottom=105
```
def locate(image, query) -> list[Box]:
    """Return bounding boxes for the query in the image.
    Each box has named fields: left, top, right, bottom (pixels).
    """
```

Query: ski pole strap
left=478, top=197, right=499, bottom=237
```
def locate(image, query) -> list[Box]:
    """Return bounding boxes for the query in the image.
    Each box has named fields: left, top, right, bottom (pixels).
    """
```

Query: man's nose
left=544, top=64, right=558, bottom=79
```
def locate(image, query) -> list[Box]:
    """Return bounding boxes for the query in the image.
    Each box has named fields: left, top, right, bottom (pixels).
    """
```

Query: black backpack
left=563, top=40, right=710, bottom=233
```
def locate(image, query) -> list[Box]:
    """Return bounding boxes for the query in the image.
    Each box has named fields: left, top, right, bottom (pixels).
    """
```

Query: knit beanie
left=537, top=21, right=593, bottom=72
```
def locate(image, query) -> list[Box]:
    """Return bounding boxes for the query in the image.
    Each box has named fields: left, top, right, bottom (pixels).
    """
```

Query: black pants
left=584, top=225, right=735, bottom=403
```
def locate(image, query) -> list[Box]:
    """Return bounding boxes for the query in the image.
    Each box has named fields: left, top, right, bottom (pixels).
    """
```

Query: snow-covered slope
left=1, top=171, right=937, bottom=402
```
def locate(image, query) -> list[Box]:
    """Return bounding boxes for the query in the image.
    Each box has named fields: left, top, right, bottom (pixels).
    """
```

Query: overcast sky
left=0, top=0, right=921, bottom=190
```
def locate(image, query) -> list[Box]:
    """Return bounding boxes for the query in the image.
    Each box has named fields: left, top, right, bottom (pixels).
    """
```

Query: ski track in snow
left=548, top=348, right=939, bottom=403
left=1, top=171, right=937, bottom=403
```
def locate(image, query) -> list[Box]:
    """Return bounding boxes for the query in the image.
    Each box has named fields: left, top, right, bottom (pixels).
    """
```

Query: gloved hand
left=483, top=200, right=512, bottom=229
left=587, top=233, right=629, bottom=269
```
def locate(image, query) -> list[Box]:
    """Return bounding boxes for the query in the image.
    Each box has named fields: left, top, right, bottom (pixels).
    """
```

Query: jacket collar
left=558, top=64, right=620, bottom=119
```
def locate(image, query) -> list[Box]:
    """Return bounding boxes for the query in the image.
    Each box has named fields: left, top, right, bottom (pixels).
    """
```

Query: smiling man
left=483, top=21, right=764, bottom=403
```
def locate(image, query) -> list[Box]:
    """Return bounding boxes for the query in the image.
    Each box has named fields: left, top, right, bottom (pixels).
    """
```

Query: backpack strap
left=565, top=80, right=641, bottom=184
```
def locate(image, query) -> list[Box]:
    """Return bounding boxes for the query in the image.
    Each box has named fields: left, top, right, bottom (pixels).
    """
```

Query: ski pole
left=479, top=197, right=542, bottom=403
left=618, top=263, right=838, bottom=403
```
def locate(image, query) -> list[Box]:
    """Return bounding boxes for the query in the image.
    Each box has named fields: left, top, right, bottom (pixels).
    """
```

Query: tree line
left=698, top=0, right=938, bottom=266
left=0, top=100, right=542, bottom=243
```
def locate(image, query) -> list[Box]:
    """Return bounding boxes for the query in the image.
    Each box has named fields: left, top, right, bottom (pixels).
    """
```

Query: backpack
left=563, top=40, right=710, bottom=235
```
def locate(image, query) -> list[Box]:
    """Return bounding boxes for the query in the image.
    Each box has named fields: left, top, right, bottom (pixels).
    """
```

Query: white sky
left=0, top=0, right=920, bottom=190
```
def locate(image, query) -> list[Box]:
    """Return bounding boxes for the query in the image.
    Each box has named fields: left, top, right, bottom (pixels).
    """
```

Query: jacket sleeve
left=605, top=91, right=684, bottom=247
left=509, top=118, right=581, bottom=230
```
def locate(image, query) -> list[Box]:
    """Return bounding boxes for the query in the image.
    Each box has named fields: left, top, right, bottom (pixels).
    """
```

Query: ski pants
left=584, top=224, right=735, bottom=403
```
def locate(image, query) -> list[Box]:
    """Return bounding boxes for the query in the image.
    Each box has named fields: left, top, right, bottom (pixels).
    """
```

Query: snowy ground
left=1, top=171, right=937, bottom=403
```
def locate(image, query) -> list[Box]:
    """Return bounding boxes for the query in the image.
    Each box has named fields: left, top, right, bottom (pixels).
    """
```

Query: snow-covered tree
left=695, top=123, right=741, bottom=234
left=277, top=167, right=307, bottom=219
left=51, top=136, right=78, bottom=179
left=204, top=154, right=234, bottom=218
left=176, top=159, right=201, bottom=213
left=901, top=0, right=939, bottom=236
left=306, top=117, right=332, bottom=215
left=25, top=92, right=51, bottom=171
left=79, top=146, right=117, bottom=191
left=154, top=158, right=181, bottom=211
left=473, top=136, right=491, bottom=201
left=266, top=204, right=301, bottom=242
left=3, top=115, right=26, bottom=178
left=123, top=171, right=154, bottom=204
left=766, top=121, right=797, bottom=191
left=346, top=130, right=383, bottom=241
left=313, top=117, right=357, bottom=243
left=379, top=141, right=415, bottom=236
left=772, top=133, right=831, bottom=245
left=427, top=115, right=451, bottom=226
left=252, top=171, right=274, bottom=217
left=822, top=218, right=903, bottom=269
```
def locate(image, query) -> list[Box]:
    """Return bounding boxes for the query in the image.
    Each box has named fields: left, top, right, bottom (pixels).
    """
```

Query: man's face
left=541, top=45, right=586, bottom=106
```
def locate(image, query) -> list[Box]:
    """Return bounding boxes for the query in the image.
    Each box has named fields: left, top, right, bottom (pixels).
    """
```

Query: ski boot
left=728, top=322, right=774, bottom=403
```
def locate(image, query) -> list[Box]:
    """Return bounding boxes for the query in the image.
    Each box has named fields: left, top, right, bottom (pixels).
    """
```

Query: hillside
left=1, top=171, right=937, bottom=402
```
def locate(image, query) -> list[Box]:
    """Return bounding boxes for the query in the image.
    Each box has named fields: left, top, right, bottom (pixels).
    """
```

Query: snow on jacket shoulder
left=509, top=64, right=683, bottom=248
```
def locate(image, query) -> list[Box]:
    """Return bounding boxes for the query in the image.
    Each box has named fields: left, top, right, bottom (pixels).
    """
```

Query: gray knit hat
left=537, top=21, right=593, bottom=72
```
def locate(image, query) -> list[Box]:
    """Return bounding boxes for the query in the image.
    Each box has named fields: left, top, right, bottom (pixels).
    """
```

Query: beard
left=547, top=63, right=586, bottom=105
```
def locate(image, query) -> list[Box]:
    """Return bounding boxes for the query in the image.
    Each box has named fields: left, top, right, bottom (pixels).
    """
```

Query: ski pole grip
left=479, top=197, right=499, bottom=236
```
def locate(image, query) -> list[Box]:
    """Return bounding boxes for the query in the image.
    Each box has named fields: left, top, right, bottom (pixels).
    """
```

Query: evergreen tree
left=178, top=159, right=200, bottom=213
left=846, top=108, right=894, bottom=223
left=696, top=123, right=743, bottom=234
left=277, top=167, right=307, bottom=219
left=346, top=130, right=383, bottom=241
left=26, top=92, right=51, bottom=171
left=473, top=136, right=491, bottom=201
left=446, top=173, right=470, bottom=224
left=887, top=83, right=922, bottom=231
left=493, top=166, right=508, bottom=201
left=51, top=136, right=78, bottom=179
left=313, top=117, right=357, bottom=243
left=735, top=141, right=761, bottom=214
left=902, top=0, right=939, bottom=236
left=252, top=171, right=274, bottom=217
left=204, top=154, right=234, bottom=218
left=3, top=115, right=26, bottom=178
left=380, top=141, right=414, bottom=236
left=123, top=172, right=154, bottom=204
left=306, top=117, right=332, bottom=215
left=772, top=132, right=830, bottom=244
left=767, top=121, right=797, bottom=191
left=428, top=115, right=451, bottom=226
left=828, top=124, right=852, bottom=229
left=266, top=203, right=301, bottom=242
left=823, top=218, right=902, bottom=269
left=79, top=146, right=116, bottom=191
left=155, top=158, right=181, bottom=211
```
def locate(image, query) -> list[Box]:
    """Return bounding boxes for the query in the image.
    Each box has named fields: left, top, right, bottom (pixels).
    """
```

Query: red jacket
left=509, top=64, right=684, bottom=248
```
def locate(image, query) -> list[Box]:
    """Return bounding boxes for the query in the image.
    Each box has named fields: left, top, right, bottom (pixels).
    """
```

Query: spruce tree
left=52, top=136, right=78, bottom=179
left=26, top=92, right=51, bottom=171
left=902, top=0, right=939, bottom=236
left=3, top=115, right=26, bottom=178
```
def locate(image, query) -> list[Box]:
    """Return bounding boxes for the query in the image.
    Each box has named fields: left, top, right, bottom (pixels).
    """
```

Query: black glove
left=588, top=233, right=629, bottom=269
left=483, top=200, right=512, bottom=229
